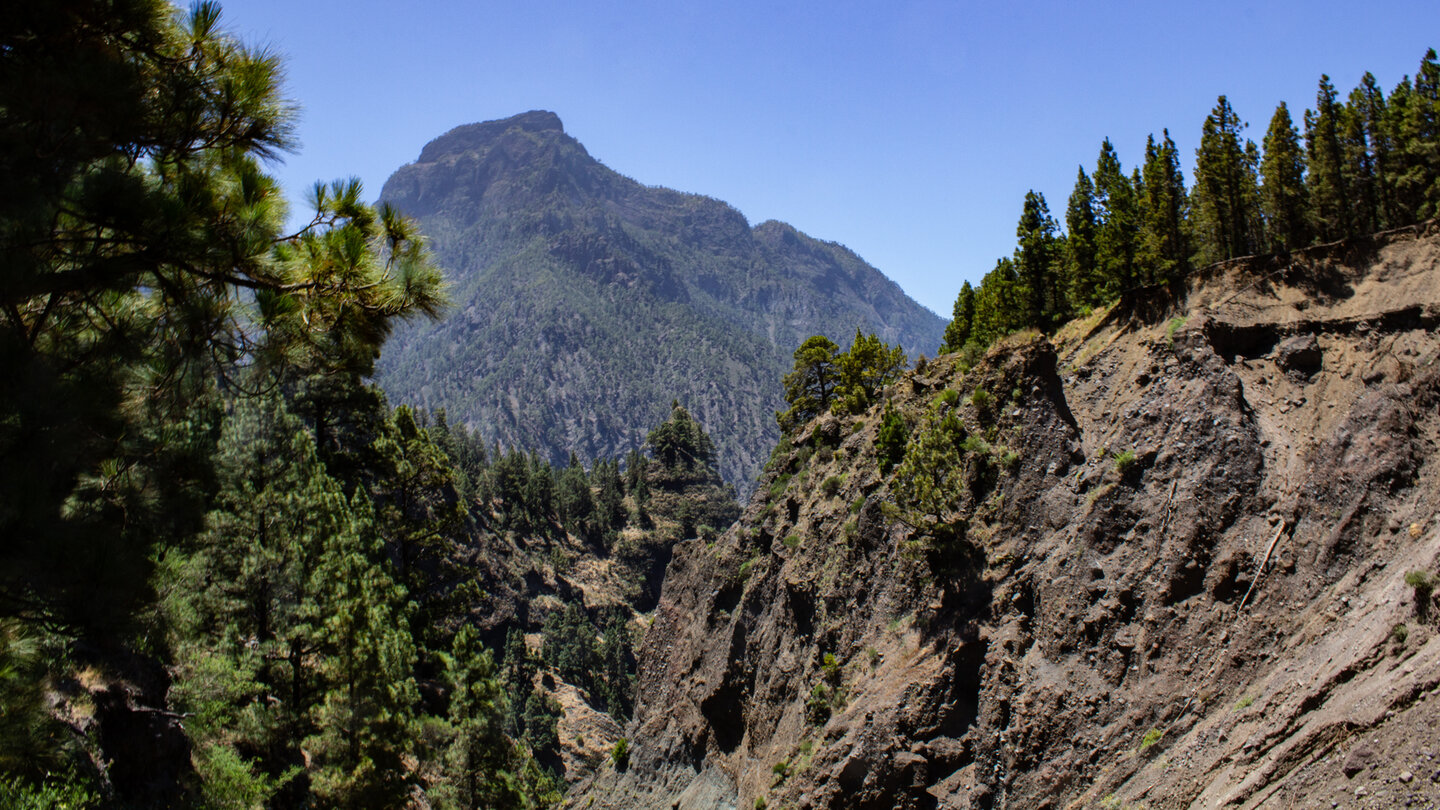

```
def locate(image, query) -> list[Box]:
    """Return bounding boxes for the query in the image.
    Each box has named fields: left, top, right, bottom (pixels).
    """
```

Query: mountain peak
left=416, top=110, right=564, bottom=163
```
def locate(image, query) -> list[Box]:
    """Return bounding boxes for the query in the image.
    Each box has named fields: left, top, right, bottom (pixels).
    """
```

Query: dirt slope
left=571, top=222, right=1440, bottom=809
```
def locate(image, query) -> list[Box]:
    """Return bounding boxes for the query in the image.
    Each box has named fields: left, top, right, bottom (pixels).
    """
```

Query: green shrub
left=820, top=474, right=844, bottom=498
left=961, top=435, right=991, bottom=455
left=969, top=387, right=993, bottom=412
left=999, top=449, right=1021, bottom=470
left=738, top=554, right=764, bottom=582
left=806, top=683, right=832, bottom=723
left=875, top=400, right=909, bottom=474
left=1392, top=623, right=1409, bottom=645
left=771, top=759, right=789, bottom=785
left=611, top=737, right=629, bottom=770
left=1138, top=728, right=1162, bottom=752
left=1166, top=316, right=1187, bottom=345
left=768, top=473, right=792, bottom=499
left=936, top=389, right=960, bottom=407
left=1113, top=449, right=1136, bottom=473
left=1406, top=569, right=1434, bottom=620
left=0, top=776, right=97, bottom=810
left=754, top=799, right=767, bottom=810
left=782, top=534, right=801, bottom=550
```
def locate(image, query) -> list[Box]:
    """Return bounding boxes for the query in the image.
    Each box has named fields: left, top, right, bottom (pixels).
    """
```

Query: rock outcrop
left=572, top=223, right=1440, bottom=809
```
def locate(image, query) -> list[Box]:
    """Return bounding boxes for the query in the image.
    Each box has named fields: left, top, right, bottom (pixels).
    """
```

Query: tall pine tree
left=1192, top=96, right=1263, bottom=263
left=1260, top=101, right=1310, bottom=251
left=1064, top=167, right=1105, bottom=309
left=1306, top=75, right=1353, bottom=241
left=1093, top=139, right=1141, bottom=293
left=1138, top=130, right=1191, bottom=283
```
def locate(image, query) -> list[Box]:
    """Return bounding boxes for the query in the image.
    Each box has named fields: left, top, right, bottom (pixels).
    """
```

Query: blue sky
left=219, top=0, right=1438, bottom=316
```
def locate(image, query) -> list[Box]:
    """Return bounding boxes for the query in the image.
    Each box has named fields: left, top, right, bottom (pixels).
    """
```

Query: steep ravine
left=570, top=223, right=1440, bottom=809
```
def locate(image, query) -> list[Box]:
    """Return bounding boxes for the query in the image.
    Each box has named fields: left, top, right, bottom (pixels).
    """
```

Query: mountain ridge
left=376, top=110, right=945, bottom=490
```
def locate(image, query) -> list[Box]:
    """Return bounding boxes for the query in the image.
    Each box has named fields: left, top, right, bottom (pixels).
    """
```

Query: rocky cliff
left=571, top=223, right=1440, bottom=809
left=376, top=111, right=945, bottom=492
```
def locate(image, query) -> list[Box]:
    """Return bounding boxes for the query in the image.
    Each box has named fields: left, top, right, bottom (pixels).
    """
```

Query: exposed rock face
left=376, top=111, right=945, bottom=493
left=571, top=223, right=1440, bottom=809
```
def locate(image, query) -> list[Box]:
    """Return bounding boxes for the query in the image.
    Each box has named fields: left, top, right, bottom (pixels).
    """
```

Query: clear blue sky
left=219, top=0, right=1438, bottom=316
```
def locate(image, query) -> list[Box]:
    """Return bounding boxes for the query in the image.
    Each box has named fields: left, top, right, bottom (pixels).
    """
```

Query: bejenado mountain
left=376, top=111, right=944, bottom=490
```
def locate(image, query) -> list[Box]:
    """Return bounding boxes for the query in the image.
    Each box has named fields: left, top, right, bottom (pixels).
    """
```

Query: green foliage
left=1406, top=569, right=1435, bottom=620
left=1193, top=95, right=1264, bottom=263
left=1392, top=623, right=1409, bottom=645
left=769, top=473, right=793, bottom=499
left=1260, top=102, right=1311, bottom=251
left=193, top=745, right=297, bottom=810
left=820, top=475, right=845, bottom=498
left=783, top=534, right=802, bottom=550
left=875, top=400, right=910, bottom=475
left=1093, top=139, right=1142, bottom=293
left=780, top=331, right=906, bottom=429
left=969, top=387, right=994, bottom=414
left=1113, top=449, right=1137, bottom=473
left=777, top=335, right=841, bottom=431
left=832, top=330, right=907, bottom=416
left=648, top=402, right=717, bottom=473
left=806, top=682, right=834, bottom=724
left=611, top=738, right=630, bottom=771
left=1165, top=316, right=1187, bottom=345
left=738, top=555, right=765, bottom=582
left=1138, top=728, right=1163, bottom=752
left=0, top=776, right=96, bottom=810
left=940, top=282, right=977, bottom=354
left=942, top=48, right=1440, bottom=369
left=1138, top=130, right=1191, bottom=283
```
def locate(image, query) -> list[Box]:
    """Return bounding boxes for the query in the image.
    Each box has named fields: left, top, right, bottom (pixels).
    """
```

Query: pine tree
left=1351, top=72, right=1396, bottom=229
left=833, top=330, right=907, bottom=416
left=875, top=400, right=910, bottom=475
left=969, top=258, right=1024, bottom=346
left=939, top=282, right=977, bottom=355
left=1064, top=167, right=1105, bottom=309
left=1093, top=139, right=1141, bottom=293
left=1391, top=49, right=1440, bottom=220
left=304, top=492, right=419, bottom=809
left=1260, top=102, right=1310, bottom=251
left=376, top=405, right=468, bottom=648
left=439, top=626, right=527, bottom=809
left=1014, top=191, right=1063, bottom=329
left=1306, top=75, right=1353, bottom=241
left=777, top=336, right=841, bottom=432
left=1138, top=130, right=1191, bottom=283
left=1343, top=84, right=1381, bottom=234
left=1192, top=96, right=1263, bottom=262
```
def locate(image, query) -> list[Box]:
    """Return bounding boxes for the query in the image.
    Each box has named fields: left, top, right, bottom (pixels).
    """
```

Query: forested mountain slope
left=573, top=223, right=1440, bottom=809
left=376, top=111, right=944, bottom=490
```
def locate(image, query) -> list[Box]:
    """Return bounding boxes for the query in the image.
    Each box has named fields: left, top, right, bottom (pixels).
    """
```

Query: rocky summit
left=377, top=111, right=945, bottom=492
left=568, top=223, right=1440, bottom=809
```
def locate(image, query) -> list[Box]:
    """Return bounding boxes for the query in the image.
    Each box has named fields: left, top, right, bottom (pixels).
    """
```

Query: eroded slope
left=572, top=223, right=1440, bottom=809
